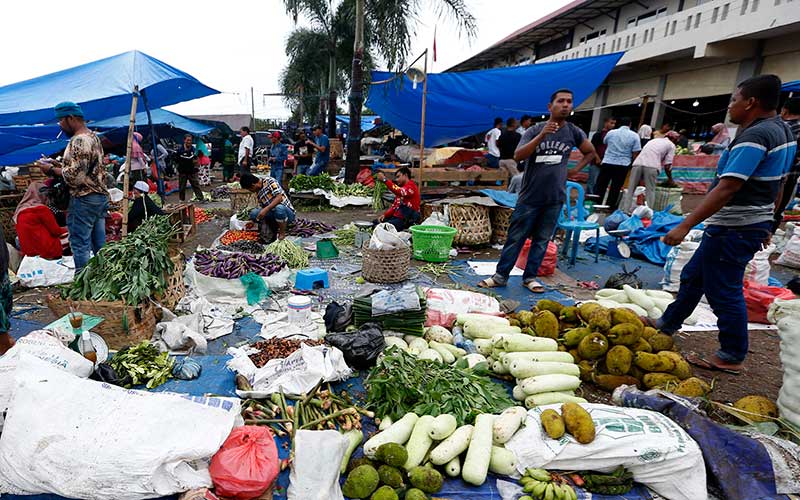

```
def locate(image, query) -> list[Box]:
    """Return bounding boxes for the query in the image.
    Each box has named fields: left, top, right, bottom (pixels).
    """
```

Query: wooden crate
left=163, top=202, right=197, bottom=243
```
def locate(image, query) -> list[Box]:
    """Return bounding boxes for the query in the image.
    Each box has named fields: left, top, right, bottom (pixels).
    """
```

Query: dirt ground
left=14, top=181, right=785, bottom=407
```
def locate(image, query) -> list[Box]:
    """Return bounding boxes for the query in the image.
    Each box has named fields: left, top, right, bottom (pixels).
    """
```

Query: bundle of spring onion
left=354, top=288, right=427, bottom=336
left=265, top=239, right=309, bottom=268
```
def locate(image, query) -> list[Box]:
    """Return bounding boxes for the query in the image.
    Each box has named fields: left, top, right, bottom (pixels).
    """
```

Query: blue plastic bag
left=618, top=214, right=643, bottom=232
left=603, top=210, right=629, bottom=232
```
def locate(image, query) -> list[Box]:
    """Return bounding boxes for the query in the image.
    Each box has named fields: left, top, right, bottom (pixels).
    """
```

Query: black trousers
left=595, top=163, right=631, bottom=209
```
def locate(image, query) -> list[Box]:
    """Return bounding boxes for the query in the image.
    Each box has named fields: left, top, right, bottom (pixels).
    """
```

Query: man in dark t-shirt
left=293, top=130, right=314, bottom=175
left=479, top=89, right=596, bottom=293
left=497, top=117, right=522, bottom=178
left=588, top=117, right=615, bottom=194
left=175, top=134, right=206, bottom=202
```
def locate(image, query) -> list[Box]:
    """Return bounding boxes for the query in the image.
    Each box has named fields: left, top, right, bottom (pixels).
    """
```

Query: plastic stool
left=294, top=268, right=330, bottom=290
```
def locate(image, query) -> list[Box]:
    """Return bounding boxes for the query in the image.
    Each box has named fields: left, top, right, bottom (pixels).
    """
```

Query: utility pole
left=251, top=86, right=256, bottom=130
left=638, top=95, right=650, bottom=130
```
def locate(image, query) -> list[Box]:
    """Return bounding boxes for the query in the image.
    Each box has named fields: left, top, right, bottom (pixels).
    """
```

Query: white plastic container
left=287, top=295, right=312, bottom=325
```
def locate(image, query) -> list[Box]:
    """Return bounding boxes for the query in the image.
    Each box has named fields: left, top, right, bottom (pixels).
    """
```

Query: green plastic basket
left=410, top=225, right=458, bottom=262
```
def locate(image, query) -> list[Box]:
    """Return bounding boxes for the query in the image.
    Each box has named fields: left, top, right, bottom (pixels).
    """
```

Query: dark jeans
left=178, top=171, right=205, bottom=202
left=374, top=206, right=420, bottom=232
left=68, top=193, right=109, bottom=272
left=486, top=154, right=500, bottom=168
left=239, top=159, right=252, bottom=176
left=595, top=163, right=630, bottom=208
left=658, top=222, right=771, bottom=363
left=492, top=202, right=562, bottom=284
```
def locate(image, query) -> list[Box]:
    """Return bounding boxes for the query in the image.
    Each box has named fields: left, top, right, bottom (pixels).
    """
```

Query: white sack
left=745, top=244, right=775, bottom=285
left=776, top=234, right=800, bottom=269
left=16, top=255, right=74, bottom=287
left=768, top=299, right=800, bottom=428
left=0, top=354, right=238, bottom=499
left=287, top=430, right=349, bottom=500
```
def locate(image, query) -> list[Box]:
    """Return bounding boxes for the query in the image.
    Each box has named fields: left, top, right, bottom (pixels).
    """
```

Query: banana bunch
left=580, top=466, right=634, bottom=495
left=519, top=468, right=577, bottom=500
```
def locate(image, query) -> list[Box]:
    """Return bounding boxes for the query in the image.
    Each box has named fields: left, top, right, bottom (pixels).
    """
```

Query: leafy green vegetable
left=373, top=178, right=387, bottom=212
left=353, top=289, right=426, bottom=336
left=264, top=239, right=309, bottom=268
left=109, top=340, right=174, bottom=389
left=366, top=347, right=514, bottom=425
left=61, top=216, right=178, bottom=305
left=331, top=182, right=373, bottom=197
left=289, top=174, right=336, bottom=192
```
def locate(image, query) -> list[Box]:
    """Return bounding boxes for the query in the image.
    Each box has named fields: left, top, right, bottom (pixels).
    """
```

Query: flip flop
left=524, top=280, right=546, bottom=293
left=685, top=352, right=742, bottom=375
left=478, top=277, right=505, bottom=288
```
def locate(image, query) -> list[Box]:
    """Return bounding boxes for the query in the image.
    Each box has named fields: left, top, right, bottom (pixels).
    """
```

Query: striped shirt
left=705, top=116, right=797, bottom=226
left=257, top=177, right=295, bottom=213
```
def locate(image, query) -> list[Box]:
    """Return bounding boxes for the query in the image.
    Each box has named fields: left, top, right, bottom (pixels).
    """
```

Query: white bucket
left=287, top=295, right=312, bottom=325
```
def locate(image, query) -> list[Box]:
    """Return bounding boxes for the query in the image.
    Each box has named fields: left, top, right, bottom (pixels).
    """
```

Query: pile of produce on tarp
left=194, top=248, right=285, bottom=279
left=354, top=287, right=427, bottom=336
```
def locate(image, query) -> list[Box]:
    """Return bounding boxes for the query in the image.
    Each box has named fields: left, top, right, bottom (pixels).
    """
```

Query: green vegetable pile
left=236, top=206, right=254, bottom=221
left=110, top=341, right=174, bottom=389
left=373, top=178, right=387, bottom=211
left=331, top=182, right=373, bottom=197
left=366, top=347, right=515, bottom=425
left=62, top=216, right=178, bottom=305
left=265, top=239, right=309, bottom=268
left=354, top=288, right=427, bottom=336
left=333, top=227, right=357, bottom=247
left=289, top=174, right=335, bottom=192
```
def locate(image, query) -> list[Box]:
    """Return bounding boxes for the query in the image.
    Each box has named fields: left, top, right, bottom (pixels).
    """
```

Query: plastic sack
left=0, top=354, right=238, bottom=499
left=661, top=239, right=700, bottom=292
left=506, top=404, right=707, bottom=500
left=604, top=264, right=643, bottom=289
left=369, top=222, right=410, bottom=250
left=325, top=323, right=385, bottom=370
left=603, top=209, right=629, bottom=232
left=422, top=211, right=448, bottom=226
left=287, top=430, right=349, bottom=500
left=744, top=244, right=775, bottom=285
left=776, top=234, right=800, bottom=269
left=618, top=214, right=643, bottom=232
left=514, top=240, right=558, bottom=276
left=744, top=280, right=796, bottom=324
left=185, top=261, right=292, bottom=306
left=324, top=301, right=353, bottom=333
left=632, top=205, right=653, bottom=220
left=16, top=255, right=75, bottom=287
left=209, top=426, right=279, bottom=500
left=240, top=272, right=270, bottom=305
left=768, top=299, right=800, bottom=428
left=90, top=362, right=131, bottom=386
left=425, top=288, right=501, bottom=328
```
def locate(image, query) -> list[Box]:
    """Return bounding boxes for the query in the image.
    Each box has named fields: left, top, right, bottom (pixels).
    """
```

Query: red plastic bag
left=515, top=240, right=558, bottom=276
left=356, top=167, right=375, bottom=187
left=743, top=280, right=796, bottom=324
left=209, top=426, right=279, bottom=500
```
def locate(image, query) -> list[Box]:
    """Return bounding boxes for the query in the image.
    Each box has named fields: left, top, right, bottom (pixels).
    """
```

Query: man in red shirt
left=375, top=167, right=420, bottom=231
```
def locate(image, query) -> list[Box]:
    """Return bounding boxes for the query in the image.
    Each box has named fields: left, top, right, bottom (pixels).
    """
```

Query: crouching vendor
left=240, top=173, right=296, bottom=242
left=128, top=181, right=165, bottom=233
left=375, top=167, right=420, bottom=231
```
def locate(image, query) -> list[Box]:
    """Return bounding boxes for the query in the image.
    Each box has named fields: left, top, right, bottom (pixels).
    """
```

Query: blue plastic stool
left=294, top=268, right=330, bottom=290
left=556, top=181, right=600, bottom=266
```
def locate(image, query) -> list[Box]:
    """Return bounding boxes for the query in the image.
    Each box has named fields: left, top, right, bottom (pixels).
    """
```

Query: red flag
left=433, top=26, right=438, bottom=62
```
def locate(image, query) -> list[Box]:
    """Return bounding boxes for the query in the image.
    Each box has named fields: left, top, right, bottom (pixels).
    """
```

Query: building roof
left=448, top=0, right=631, bottom=72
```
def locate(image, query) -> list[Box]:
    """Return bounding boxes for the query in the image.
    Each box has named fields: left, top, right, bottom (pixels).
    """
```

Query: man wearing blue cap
left=37, top=102, right=109, bottom=272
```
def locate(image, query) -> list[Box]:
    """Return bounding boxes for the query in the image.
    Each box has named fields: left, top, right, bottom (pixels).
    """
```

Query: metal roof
left=447, top=0, right=632, bottom=72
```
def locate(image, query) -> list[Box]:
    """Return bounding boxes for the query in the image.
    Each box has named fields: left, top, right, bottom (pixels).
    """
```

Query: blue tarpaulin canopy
left=366, top=53, right=623, bottom=147
left=0, top=50, right=218, bottom=126
left=335, top=114, right=381, bottom=132
left=92, top=108, right=215, bottom=137
left=0, top=140, right=70, bottom=166
left=783, top=80, right=800, bottom=92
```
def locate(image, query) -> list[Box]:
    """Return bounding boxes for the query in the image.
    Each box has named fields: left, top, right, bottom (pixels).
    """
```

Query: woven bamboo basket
left=154, top=251, right=185, bottom=310
left=0, top=193, right=22, bottom=242
left=421, top=203, right=443, bottom=221
left=230, top=188, right=258, bottom=212
left=449, top=204, right=492, bottom=246
left=490, top=207, right=514, bottom=244
left=361, top=241, right=411, bottom=283
left=12, top=175, right=31, bottom=192
left=47, top=295, right=158, bottom=350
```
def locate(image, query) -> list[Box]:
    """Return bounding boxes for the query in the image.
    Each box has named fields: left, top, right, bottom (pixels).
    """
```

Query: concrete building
left=449, top=0, right=800, bottom=138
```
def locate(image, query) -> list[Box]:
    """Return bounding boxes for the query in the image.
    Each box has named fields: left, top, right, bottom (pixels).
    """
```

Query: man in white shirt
left=485, top=117, right=503, bottom=168
left=621, top=131, right=680, bottom=212
left=516, top=115, right=532, bottom=135
left=595, top=116, right=641, bottom=208
left=238, top=126, right=255, bottom=175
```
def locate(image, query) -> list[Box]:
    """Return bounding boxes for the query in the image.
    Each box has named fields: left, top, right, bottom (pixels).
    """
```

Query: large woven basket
left=653, top=186, right=683, bottom=214
left=449, top=204, right=492, bottom=246
left=47, top=295, right=158, bottom=350
left=230, top=188, right=258, bottom=212
left=154, top=251, right=185, bottom=310
left=490, top=207, right=514, bottom=244
left=361, top=241, right=411, bottom=283
left=0, top=193, right=22, bottom=242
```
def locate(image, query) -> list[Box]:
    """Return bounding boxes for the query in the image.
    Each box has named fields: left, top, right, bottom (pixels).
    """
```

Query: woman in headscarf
left=13, top=181, right=69, bottom=259
left=638, top=124, right=653, bottom=148
left=128, top=132, right=149, bottom=183
left=704, top=123, right=731, bottom=152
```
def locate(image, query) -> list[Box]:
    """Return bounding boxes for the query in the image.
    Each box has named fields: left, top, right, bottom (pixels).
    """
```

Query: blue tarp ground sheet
left=3, top=312, right=655, bottom=500
left=366, top=53, right=623, bottom=147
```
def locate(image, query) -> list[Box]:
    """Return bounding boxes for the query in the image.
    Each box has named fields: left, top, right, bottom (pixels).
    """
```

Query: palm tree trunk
left=344, top=0, right=365, bottom=184
left=318, top=79, right=327, bottom=126
left=327, top=54, right=337, bottom=140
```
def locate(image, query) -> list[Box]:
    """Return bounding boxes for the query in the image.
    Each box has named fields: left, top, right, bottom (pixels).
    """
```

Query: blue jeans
left=308, top=159, right=327, bottom=176
left=658, top=222, right=771, bottom=363
left=68, top=193, right=109, bottom=272
left=486, top=154, right=500, bottom=168
left=492, top=203, right=562, bottom=284
left=249, top=205, right=296, bottom=225
left=297, top=163, right=312, bottom=175
left=586, top=164, right=600, bottom=195
left=271, top=166, right=284, bottom=187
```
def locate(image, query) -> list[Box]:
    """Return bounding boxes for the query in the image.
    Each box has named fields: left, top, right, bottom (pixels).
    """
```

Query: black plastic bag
left=787, top=276, right=800, bottom=295
left=90, top=362, right=132, bottom=387
left=325, top=323, right=385, bottom=370
left=604, top=264, right=643, bottom=289
left=324, top=301, right=353, bottom=332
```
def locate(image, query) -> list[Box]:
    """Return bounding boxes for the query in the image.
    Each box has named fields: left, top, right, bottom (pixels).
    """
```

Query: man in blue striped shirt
left=655, top=75, right=796, bottom=374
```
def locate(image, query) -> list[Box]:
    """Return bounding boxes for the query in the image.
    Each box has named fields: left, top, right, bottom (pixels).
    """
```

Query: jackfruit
left=535, top=299, right=564, bottom=315
left=610, top=308, right=644, bottom=330
left=634, top=352, right=677, bottom=372
left=659, top=351, right=692, bottom=380
left=561, top=402, right=595, bottom=444
left=592, top=373, right=640, bottom=392
left=560, top=305, right=579, bottom=324
left=578, top=360, right=594, bottom=381
left=672, top=377, right=712, bottom=398
left=732, top=395, right=778, bottom=423
left=534, top=310, right=560, bottom=339
left=642, top=372, right=680, bottom=389
left=631, top=337, right=652, bottom=353
left=606, top=345, right=633, bottom=375
left=648, top=333, right=674, bottom=352
left=577, top=333, right=609, bottom=360
left=578, top=302, right=603, bottom=322
left=563, top=327, right=592, bottom=348
left=541, top=409, right=566, bottom=439
left=607, top=323, right=642, bottom=346
left=641, top=326, right=658, bottom=341
left=588, top=308, right=612, bottom=333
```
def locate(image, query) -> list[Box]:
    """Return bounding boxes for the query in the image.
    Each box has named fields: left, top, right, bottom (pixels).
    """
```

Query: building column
left=650, top=75, right=668, bottom=129
left=590, top=84, right=609, bottom=132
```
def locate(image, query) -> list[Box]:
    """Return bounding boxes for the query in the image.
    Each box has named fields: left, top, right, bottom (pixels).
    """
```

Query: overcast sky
left=1, top=0, right=571, bottom=119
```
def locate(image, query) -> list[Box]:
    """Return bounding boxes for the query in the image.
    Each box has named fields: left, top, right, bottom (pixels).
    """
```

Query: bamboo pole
left=121, top=86, right=139, bottom=237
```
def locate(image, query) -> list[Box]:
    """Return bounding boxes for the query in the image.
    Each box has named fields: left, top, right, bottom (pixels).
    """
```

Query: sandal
left=524, top=280, right=546, bottom=293
left=685, top=352, right=742, bottom=375
left=478, top=277, right=505, bottom=288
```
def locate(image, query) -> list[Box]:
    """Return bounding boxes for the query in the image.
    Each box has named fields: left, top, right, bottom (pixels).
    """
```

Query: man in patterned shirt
left=240, top=173, right=296, bottom=241
left=36, top=102, right=109, bottom=272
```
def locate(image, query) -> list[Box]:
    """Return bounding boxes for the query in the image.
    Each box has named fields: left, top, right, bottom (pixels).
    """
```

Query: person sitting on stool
left=374, top=167, right=420, bottom=231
